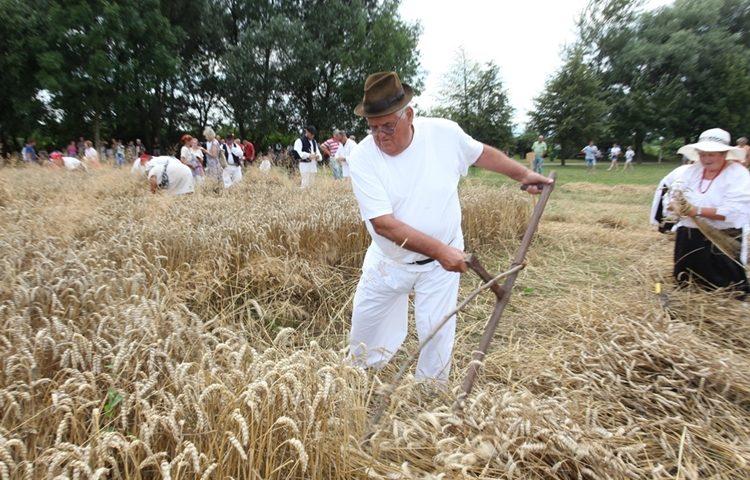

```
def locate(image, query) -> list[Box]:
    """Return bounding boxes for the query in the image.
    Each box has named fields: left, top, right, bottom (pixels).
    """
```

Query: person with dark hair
left=293, top=125, right=321, bottom=189
left=221, top=134, right=244, bottom=188
left=22, top=139, right=37, bottom=163
left=347, top=71, right=551, bottom=383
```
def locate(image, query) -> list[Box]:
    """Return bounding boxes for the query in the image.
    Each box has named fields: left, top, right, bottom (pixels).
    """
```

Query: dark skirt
left=674, top=227, right=749, bottom=293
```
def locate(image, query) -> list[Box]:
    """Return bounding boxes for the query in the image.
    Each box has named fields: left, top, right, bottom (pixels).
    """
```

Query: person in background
left=581, top=140, right=599, bottom=173
left=321, top=130, right=342, bottom=179
left=531, top=135, right=547, bottom=174
left=22, top=139, right=38, bottom=164
left=77, top=137, right=86, bottom=158
left=221, top=134, right=244, bottom=188
left=335, top=130, right=357, bottom=178
left=664, top=128, right=750, bottom=295
left=623, top=145, right=635, bottom=171
left=607, top=143, right=622, bottom=171
left=135, top=138, right=145, bottom=157
left=735, top=137, right=750, bottom=167
left=115, top=139, right=125, bottom=167
left=189, top=137, right=207, bottom=183
left=131, top=152, right=149, bottom=176
left=259, top=147, right=273, bottom=174
left=347, top=71, right=551, bottom=383
left=203, top=127, right=223, bottom=182
left=143, top=155, right=195, bottom=195
left=242, top=139, right=256, bottom=166
left=83, top=140, right=101, bottom=168
left=50, top=151, right=88, bottom=172
left=293, top=125, right=320, bottom=189
left=152, top=138, right=161, bottom=156
left=66, top=141, right=78, bottom=158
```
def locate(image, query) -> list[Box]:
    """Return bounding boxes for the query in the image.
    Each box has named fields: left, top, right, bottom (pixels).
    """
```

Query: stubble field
left=0, top=163, right=748, bottom=479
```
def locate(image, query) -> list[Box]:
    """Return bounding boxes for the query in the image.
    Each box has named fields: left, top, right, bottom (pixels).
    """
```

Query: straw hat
left=677, top=128, right=745, bottom=162
left=354, top=72, right=413, bottom=117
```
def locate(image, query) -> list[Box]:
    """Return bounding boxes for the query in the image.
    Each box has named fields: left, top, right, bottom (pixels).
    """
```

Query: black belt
left=409, top=257, right=435, bottom=265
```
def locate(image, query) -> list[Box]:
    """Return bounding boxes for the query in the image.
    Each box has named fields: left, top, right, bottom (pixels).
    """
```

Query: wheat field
left=0, top=165, right=748, bottom=479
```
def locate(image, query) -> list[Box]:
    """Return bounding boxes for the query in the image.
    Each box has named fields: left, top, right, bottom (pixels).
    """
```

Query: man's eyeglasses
left=368, top=110, right=406, bottom=137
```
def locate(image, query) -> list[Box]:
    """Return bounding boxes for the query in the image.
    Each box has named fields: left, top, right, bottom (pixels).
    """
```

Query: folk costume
left=666, top=129, right=750, bottom=293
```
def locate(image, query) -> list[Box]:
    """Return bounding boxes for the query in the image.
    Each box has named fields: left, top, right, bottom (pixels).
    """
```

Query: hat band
left=699, top=135, right=729, bottom=145
left=364, top=90, right=405, bottom=115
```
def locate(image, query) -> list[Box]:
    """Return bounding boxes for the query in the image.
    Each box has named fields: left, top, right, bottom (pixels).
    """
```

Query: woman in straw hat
left=665, top=128, right=750, bottom=294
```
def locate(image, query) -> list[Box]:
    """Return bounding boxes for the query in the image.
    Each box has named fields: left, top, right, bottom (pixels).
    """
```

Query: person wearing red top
left=243, top=140, right=256, bottom=165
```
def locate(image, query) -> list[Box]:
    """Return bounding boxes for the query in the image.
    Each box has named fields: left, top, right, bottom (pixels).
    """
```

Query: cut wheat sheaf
left=0, top=166, right=748, bottom=479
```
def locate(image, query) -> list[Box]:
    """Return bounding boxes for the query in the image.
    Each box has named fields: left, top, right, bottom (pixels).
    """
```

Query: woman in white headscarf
left=664, top=128, right=750, bottom=294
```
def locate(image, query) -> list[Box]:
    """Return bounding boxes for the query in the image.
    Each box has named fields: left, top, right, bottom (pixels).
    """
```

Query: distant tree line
left=527, top=0, right=750, bottom=161
left=0, top=0, right=421, bottom=152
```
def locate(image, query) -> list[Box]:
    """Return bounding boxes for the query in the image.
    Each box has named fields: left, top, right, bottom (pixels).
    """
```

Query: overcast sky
left=398, top=0, right=673, bottom=129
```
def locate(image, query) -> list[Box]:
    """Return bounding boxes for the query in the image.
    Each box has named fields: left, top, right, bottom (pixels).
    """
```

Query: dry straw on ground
left=0, top=165, right=748, bottom=479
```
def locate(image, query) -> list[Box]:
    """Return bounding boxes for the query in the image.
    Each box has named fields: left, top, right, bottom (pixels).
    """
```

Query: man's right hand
left=437, top=245, right=469, bottom=273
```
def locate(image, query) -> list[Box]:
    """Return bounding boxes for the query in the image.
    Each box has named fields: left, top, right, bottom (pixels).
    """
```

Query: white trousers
left=223, top=165, right=242, bottom=188
left=349, top=252, right=460, bottom=383
left=300, top=171, right=316, bottom=189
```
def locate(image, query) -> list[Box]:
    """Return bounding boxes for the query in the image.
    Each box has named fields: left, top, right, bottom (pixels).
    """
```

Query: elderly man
left=334, top=130, right=357, bottom=178
left=348, top=71, right=552, bottom=383
left=531, top=135, right=547, bottom=173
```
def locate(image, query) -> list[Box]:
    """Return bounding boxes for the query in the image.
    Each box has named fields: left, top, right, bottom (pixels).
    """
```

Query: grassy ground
left=468, top=158, right=680, bottom=186
left=1, top=163, right=748, bottom=479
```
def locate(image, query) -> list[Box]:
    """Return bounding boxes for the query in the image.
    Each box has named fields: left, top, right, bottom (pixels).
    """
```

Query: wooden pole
left=459, top=171, right=557, bottom=400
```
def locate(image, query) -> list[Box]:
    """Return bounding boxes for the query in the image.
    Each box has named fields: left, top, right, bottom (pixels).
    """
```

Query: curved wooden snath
left=459, top=170, right=558, bottom=399
left=366, top=172, right=557, bottom=436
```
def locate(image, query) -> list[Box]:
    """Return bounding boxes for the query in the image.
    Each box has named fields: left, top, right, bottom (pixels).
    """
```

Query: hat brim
left=677, top=141, right=745, bottom=162
left=354, top=84, right=414, bottom=117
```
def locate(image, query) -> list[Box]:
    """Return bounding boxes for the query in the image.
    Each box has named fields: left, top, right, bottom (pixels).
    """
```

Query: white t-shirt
left=84, top=147, right=98, bottom=159
left=625, top=149, right=635, bottom=162
left=610, top=146, right=621, bottom=159
left=349, top=117, right=484, bottom=264
left=337, top=138, right=358, bottom=177
left=62, top=156, right=84, bottom=171
left=147, top=157, right=195, bottom=195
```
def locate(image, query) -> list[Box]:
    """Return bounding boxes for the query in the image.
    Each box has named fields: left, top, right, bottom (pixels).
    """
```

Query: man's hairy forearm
left=370, top=214, right=447, bottom=259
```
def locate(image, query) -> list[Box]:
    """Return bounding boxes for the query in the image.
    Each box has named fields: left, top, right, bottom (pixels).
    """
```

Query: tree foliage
left=529, top=0, right=750, bottom=158
left=0, top=0, right=421, bottom=151
left=432, top=48, right=514, bottom=149
left=528, top=47, right=606, bottom=159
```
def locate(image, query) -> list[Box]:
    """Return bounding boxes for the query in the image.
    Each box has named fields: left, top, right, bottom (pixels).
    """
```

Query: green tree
left=221, top=0, right=422, bottom=146
left=578, top=0, right=750, bottom=155
left=38, top=0, right=177, bottom=148
left=528, top=47, right=606, bottom=162
left=0, top=0, right=47, bottom=150
left=433, top=48, right=514, bottom=149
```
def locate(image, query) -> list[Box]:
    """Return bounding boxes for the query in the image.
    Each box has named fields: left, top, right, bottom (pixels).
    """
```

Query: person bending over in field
left=347, top=71, right=552, bottom=384
left=143, top=155, right=195, bottom=195
left=50, top=151, right=88, bottom=172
